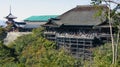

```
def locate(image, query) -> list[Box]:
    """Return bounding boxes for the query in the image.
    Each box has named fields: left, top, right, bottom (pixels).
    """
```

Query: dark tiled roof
left=53, top=5, right=108, bottom=26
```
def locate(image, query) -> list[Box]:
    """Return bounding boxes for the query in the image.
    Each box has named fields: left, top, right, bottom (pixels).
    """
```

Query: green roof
left=24, top=15, right=58, bottom=22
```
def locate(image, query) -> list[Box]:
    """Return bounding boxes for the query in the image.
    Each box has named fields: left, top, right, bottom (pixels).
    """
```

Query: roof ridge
left=76, top=4, right=107, bottom=8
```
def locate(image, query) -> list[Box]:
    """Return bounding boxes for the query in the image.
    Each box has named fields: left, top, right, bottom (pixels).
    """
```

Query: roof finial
left=9, top=0, right=12, bottom=14
left=10, top=5, right=11, bottom=14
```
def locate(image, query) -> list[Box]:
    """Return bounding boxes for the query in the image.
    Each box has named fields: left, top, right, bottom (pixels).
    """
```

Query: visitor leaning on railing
left=56, top=31, right=97, bottom=39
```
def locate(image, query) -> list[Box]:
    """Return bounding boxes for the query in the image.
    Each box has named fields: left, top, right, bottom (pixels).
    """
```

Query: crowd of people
left=56, top=31, right=98, bottom=39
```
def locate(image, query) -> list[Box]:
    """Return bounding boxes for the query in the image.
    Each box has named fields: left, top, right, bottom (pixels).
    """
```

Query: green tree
left=39, top=48, right=78, bottom=67
left=11, top=34, right=36, bottom=55
left=0, top=27, right=7, bottom=41
left=9, top=27, right=80, bottom=66
left=87, top=43, right=120, bottom=67
left=91, top=0, right=120, bottom=65
left=5, top=23, right=14, bottom=32
left=0, top=41, right=16, bottom=65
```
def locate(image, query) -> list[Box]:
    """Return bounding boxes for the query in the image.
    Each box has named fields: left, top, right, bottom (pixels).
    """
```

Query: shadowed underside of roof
left=24, top=15, right=58, bottom=22
left=24, top=22, right=47, bottom=28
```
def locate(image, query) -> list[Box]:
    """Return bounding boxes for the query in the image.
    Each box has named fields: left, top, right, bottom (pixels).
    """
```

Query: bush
left=0, top=27, right=7, bottom=41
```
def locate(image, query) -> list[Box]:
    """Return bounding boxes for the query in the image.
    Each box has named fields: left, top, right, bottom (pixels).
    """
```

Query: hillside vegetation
left=0, top=27, right=120, bottom=67
left=0, top=27, right=79, bottom=67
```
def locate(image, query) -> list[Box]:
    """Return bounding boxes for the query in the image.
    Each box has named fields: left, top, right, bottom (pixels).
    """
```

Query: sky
left=0, top=0, right=119, bottom=23
left=0, top=0, right=92, bottom=21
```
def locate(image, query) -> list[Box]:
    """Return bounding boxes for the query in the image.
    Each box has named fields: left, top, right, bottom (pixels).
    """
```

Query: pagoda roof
left=5, top=13, right=17, bottom=19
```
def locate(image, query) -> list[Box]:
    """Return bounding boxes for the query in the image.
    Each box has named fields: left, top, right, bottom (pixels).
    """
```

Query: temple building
left=43, top=5, right=114, bottom=59
left=4, top=5, right=58, bottom=32
left=5, top=9, right=26, bottom=32
left=23, top=15, right=58, bottom=31
left=5, top=11, right=58, bottom=32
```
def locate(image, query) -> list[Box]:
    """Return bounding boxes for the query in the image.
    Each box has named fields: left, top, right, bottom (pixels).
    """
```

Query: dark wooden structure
left=43, top=5, right=113, bottom=60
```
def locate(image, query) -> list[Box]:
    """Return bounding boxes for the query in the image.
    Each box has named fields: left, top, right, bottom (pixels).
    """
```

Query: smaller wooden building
left=5, top=12, right=26, bottom=32
left=24, top=15, right=58, bottom=31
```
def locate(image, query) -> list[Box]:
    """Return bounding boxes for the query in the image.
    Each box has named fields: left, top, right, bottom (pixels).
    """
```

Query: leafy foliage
left=0, top=41, right=16, bottom=66
left=0, top=27, right=7, bottom=41
left=11, top=34, right=36, bottom=55
left=5, top=23, right=13, bottom=32
left=0, top=27, right=78, bottom=67
left=84, top=43, right=120, bottom=67
left=2, top=27, right=120, bottom=66
left=39, top=48, right=76, bottom=67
